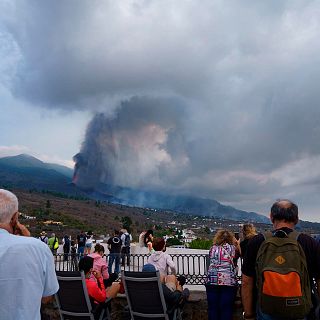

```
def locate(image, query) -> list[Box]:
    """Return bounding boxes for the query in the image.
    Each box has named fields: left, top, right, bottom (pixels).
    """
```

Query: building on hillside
left=20, top=212, right=36, bottom=220
left=43, top=220, right=63, bottom=226
left=181, top=229, right=197, bottom=244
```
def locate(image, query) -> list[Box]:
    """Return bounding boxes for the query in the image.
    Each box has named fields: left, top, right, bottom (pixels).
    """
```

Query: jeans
left=121, top=246, right=130, bottom=266
left=205, top=284, right=237, bottom=320
left=108, top=253, right=121, bottom=275
left=78, top=246, right=85, bottom=255
left=257, top=308, right=307, bottom=320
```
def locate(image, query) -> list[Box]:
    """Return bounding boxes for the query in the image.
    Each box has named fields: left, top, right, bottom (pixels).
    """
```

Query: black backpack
left=40, top=236, right=47, bottom=243
left=124, top=234, right=130, bottom=247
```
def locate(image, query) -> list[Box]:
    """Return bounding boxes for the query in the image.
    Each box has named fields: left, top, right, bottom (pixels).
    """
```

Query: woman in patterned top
left=205, top=229, right=240, bottom=320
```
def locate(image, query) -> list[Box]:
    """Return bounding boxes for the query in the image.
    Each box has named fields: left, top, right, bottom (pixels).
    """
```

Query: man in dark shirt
left=107, top=230, right=122, bottom=276
left=77, top=230, right=87, bottom=255
left=242, top=200, right=320, bottom=320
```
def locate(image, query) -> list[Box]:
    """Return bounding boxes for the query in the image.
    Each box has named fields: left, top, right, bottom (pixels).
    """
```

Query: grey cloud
left=1, top=0, right=300, bottom=107
left=2, top=0, right=320, bottom=219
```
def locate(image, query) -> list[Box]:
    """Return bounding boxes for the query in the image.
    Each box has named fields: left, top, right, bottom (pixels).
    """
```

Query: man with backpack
left=39, top=231, right=48, bottom=244
left=242, top=199, right=320, bottom=320
left=120, top=228, right=132, bottom=267
left=48, top=232, right=59, bottom=255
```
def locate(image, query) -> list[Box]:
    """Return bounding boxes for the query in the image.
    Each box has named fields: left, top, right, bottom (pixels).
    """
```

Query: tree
left=46, top=200, right=51, bottom=208
left=154, top=230, right=167, bottom=238
left=189, top=238, right=212, bottom=250
left=121, top=216, right=133, bottom=232
left=166, top=237, right=182, bottom=247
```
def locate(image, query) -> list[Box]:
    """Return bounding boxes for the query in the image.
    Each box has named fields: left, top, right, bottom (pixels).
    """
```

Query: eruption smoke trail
left=73, top=96, right=190, bottom=191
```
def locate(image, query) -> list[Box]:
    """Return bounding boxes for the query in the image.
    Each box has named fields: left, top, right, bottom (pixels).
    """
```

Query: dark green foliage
left=189, top=238, right=212, bottom=250
left=121, top=216, right=132, bottom=232
left=41, top=189, right=89, bottom=201
left=154, top=230, right=168, bottom=238
left=166, top=237, right=182, bottom=247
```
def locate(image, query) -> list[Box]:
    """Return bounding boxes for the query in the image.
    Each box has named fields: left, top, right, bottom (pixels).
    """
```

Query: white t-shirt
left=86, top=235, right=93, bottom=245
left=0, top=229, right=59, bottom=320
left=120, top=233, right=132, bottom=247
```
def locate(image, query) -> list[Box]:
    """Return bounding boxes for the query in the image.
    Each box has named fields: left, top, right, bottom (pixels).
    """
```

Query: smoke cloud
left=74, top=96, right=190, bottom=190
left=2, top=1, right=320, bottom=218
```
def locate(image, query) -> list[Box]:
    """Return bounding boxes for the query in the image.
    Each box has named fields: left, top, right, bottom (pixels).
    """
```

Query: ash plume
left=73, top=96, right=190, bottom=191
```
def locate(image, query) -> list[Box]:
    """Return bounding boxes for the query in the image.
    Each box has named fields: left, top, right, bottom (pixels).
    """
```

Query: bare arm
left=14, top=221, right=31, bottom=237
left=242, top=274, right=256, bottom=319
left=147, top=241, right=153, bottom=252
left=41, top=296, right=53, bottom=304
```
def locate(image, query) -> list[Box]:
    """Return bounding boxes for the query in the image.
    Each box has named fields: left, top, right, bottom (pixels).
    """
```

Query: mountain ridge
left=91, top=183, right=270, bottom=223
left=0, top=154, right=269, bottom=223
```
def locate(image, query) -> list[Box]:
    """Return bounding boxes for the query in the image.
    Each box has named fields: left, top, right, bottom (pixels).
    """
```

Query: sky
left=1, top=0, right=320, bottom=221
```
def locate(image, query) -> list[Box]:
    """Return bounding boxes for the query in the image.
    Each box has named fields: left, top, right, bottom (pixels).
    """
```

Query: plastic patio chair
left=55, top=271, right=111, bottom=320
left=122, top=270, right=182, bottom=320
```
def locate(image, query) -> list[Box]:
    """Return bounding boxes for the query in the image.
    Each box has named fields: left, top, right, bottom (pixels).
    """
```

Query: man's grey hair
left=0, top=189, right=18, bottom=224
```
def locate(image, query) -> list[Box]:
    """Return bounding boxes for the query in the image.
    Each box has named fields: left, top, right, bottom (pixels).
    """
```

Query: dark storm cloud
left=2, top=0, right=320, bottom=218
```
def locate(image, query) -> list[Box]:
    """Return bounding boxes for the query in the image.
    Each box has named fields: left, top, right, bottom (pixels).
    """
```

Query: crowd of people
left=1, top=188, right=320, bottom=320
left=205, top=200, right=320, bottom=320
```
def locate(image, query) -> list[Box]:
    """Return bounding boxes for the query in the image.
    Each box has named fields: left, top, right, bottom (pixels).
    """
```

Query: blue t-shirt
left=0, top=229, right=59, bottom=320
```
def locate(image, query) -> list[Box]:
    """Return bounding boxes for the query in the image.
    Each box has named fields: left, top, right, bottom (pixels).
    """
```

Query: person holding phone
left=79, top=256, right=120, bottom=304
left=0, top=189, right=59, bottom=320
